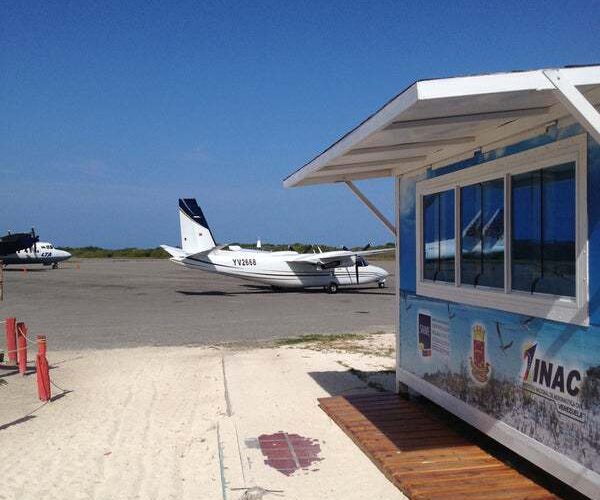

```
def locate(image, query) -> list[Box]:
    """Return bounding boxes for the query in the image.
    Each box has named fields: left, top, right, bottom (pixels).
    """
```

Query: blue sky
left=2, top=1, right=598, bottom=248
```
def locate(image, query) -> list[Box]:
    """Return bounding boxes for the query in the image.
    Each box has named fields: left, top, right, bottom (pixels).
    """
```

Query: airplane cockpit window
left=356, top=256, right=368, bottom=267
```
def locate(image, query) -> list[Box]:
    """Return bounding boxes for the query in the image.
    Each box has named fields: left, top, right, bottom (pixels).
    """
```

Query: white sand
left=0, top=336, right=403, bottom=500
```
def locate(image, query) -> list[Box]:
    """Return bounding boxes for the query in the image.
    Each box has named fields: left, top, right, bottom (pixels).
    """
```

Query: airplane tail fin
left=178, top=198, right=217, bottom=253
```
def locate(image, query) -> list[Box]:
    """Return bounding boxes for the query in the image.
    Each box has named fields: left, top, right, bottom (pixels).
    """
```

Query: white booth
left=285, top=66, right=600, bottom=499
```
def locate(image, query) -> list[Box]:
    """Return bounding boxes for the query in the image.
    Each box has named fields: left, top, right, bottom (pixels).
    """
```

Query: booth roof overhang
left=284, top=65, right=600, bottom=189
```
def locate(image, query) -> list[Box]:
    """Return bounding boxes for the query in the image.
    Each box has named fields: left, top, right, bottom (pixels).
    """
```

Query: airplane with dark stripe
left=161, top=198, right=391, bottom=293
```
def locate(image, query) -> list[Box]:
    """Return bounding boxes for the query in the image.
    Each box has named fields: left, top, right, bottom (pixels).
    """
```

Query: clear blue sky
left=2, top=0, right=598, bottom=248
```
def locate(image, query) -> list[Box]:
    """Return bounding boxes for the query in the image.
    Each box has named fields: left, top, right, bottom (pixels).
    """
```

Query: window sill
left=416, top=281, right=588, bottom=326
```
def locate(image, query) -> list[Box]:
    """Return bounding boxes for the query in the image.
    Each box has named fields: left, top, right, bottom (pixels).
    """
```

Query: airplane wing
left=285, top=247, right=394, bottom=266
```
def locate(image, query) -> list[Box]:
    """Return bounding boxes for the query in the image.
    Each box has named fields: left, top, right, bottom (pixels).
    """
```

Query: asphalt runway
left=0, top=259, right=395, bottom=350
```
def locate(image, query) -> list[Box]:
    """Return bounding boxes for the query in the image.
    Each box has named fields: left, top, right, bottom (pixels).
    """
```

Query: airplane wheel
left=52, top=263, right=59, bottom=270
left=327, top=282, right=338, bottom=294
left=378, top=281, right=386, bottom=288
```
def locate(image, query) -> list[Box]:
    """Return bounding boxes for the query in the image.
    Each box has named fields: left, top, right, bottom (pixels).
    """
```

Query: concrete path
left=219, top=348, right=403, bottom=499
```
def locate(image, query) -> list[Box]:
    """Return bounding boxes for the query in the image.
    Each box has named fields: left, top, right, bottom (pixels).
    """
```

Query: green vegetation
left=234, top=241, right=395, bottom=254
left=274, top=333, right=367, bottom=346
left=62, top=246, right=170, bottom=259
left=275, top=331, right=395, bottom=360
left=233, top=241, right=395, bottom=259
left=62, top=242, right=395, bottom=259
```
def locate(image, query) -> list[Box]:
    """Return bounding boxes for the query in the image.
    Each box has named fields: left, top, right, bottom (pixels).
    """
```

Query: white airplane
left=161, top=199, right=392, bottom=293
left=1, top=241, right=72, bottom=269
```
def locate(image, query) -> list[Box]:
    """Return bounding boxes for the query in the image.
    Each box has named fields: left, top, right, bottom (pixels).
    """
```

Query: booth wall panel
left=398, top=127, right=600, bottom=495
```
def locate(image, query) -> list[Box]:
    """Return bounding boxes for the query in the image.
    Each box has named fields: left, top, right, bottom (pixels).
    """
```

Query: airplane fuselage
left=175, top=249, right=389, bottom=289
left=1, top=242, right=72, bottom=267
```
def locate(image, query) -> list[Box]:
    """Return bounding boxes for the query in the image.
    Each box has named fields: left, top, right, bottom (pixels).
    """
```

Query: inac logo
left=521, top=342, right=585, bottom=422
left=522, top=343, right=537, bottom=382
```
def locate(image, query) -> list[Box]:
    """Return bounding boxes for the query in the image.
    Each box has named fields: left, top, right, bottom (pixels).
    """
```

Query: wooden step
left=318, top=392, right=558, bottom=500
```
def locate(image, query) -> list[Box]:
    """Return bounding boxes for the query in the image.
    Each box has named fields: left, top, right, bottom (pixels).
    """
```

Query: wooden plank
left=318, top=393, right=558, bottom=499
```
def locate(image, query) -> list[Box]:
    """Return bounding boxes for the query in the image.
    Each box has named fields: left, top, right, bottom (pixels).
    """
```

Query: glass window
left=511, top=162, right=576, bottom=297
left=460, top=179, right=504, bottom=288
left=423, top=189, right=455, bottom=283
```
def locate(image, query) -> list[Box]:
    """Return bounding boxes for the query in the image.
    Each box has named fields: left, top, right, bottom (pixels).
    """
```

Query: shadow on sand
left=0, top=414, right=37, bottom=431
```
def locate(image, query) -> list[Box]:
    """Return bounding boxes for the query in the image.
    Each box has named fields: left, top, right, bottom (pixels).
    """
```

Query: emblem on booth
left=417, top=313, right=432, bottom=357
left=520, top=341, right=585, bottom=422
left=470, top=323, right=491, bottom=384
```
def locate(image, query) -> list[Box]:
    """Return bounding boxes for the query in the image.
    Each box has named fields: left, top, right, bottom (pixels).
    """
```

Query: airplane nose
left=375, top=266, right=390, bottom=278
left=60, top=250, right=72, bottom=260
left=368, top=265, right=389, bottom=279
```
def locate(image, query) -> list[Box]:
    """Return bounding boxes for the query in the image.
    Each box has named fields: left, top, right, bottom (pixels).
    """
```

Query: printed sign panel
left=400, top=293, right=600, bottom=476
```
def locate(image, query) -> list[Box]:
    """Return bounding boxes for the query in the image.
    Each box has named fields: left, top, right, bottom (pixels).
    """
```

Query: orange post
left=5, top=317, right=17, bottom=364
left=36, top=336, right=51, bottom=401
left=37, top=335, right=47, bottom=357
left=17, top=322, right=27, bottom=375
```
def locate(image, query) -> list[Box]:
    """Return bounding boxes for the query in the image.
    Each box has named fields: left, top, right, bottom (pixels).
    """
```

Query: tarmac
left=0, top=258, right=395, bottom=350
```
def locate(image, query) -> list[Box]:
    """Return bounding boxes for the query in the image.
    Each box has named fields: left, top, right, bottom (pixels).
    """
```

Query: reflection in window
left=511, top=162, right=576, bottom=297
left=423, top=189, right=455, bottom=283
left=460, top=179, right=504, bottom=288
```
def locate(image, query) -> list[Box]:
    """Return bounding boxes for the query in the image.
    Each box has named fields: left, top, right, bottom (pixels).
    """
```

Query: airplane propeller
left=354, top=243, right=372, bottom=284
left=31, top=227, right=38, bottom=254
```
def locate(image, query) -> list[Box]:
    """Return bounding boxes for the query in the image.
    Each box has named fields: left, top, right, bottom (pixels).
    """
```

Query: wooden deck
left=318, top=392, right=558, bottom=500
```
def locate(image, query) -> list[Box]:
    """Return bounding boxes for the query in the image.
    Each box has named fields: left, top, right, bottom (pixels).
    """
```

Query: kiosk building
left=285, top=65, right=600, bottom=498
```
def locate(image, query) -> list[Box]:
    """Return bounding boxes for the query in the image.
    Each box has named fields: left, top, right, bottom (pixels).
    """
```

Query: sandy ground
left=0, top=334, right=404, bottom=500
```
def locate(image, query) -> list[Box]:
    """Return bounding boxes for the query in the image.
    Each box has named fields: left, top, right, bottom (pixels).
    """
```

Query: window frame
left=422, top=188, right=456, bottom=284
left=416, top=134, right=588, bottom=326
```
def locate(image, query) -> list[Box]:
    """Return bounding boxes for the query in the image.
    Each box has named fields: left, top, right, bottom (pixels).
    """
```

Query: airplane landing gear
left=52, top=263, right=59, bottom=270
left=378, top=281, right=386, bottom=289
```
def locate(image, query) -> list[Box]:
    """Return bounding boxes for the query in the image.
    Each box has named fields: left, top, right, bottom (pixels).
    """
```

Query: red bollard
left=5, top=317, right=17, bottom=364
left=17, top=322, right=27, bottom=375
left=36, top=336, right=51, bottom=401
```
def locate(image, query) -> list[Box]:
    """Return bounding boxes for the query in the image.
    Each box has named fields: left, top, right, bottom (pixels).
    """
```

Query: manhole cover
left=257, top=432, right=322, bottom=476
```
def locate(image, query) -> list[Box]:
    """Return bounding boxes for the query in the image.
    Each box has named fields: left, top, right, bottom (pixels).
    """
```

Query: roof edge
left=284, top=65, right=600, bottom=188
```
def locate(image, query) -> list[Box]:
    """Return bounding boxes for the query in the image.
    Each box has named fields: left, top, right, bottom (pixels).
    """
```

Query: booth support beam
left=344, top=181, right=396, bottom=236
left=394, top=175, right=409, bottom=395
left=544, top=69, right=600, bottom=145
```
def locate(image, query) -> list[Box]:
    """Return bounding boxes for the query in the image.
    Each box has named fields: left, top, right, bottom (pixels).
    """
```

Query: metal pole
left=345, top=180, right=397, bottom=236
